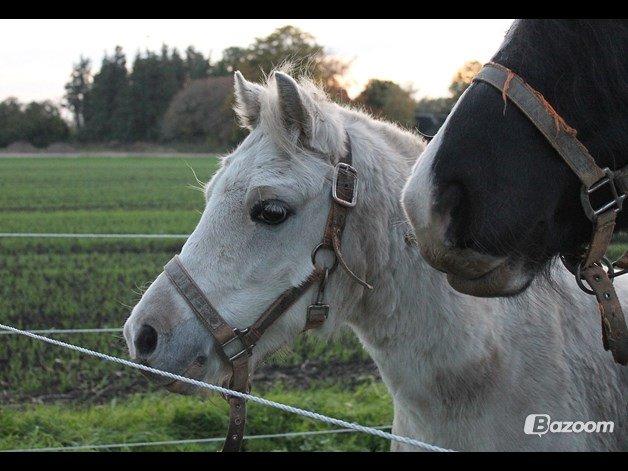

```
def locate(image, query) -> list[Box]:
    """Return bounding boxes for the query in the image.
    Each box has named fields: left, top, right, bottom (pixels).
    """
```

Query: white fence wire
left=0, top=232, right=188, bottom=239
left=0, top=327, right=122, bottom=335
left=2, top=426, right=392, bottom=452
left=0, top=323, right=455, bottom=452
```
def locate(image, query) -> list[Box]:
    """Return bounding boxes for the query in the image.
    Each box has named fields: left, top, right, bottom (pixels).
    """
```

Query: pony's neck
left=338, top=113, right=499, bottom=410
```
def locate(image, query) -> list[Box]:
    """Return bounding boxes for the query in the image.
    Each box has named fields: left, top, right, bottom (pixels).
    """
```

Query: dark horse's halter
left=474, top=63, right=628, bottom=365
left=163, top=134, right=372, bottom=451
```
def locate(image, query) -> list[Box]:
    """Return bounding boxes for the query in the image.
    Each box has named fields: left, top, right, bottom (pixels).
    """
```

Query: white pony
left=124, top=70, right=627, bottom=451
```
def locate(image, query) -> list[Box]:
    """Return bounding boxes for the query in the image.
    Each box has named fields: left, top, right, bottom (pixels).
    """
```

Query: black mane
left=494, top=19, right=628, bottom=169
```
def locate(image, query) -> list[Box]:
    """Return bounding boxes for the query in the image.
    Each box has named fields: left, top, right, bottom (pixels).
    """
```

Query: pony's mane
left=241, top=64, right=424, bottom=166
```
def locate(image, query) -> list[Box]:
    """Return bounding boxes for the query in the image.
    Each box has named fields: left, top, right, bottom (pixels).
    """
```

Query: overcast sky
left=0, top=19, right=514, bottom=105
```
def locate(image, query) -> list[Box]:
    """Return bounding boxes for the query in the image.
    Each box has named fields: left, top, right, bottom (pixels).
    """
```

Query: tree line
left=0, top=25, right=480, bottom=149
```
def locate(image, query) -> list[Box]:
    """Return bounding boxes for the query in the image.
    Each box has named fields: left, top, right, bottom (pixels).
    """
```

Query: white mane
left=234, top=67, right=422, bottom=168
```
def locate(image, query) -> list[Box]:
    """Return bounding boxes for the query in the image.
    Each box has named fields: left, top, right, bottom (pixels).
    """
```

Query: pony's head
left=401, top=19, right=628, bottom=298
left=123, top=70, right=369, bottom=391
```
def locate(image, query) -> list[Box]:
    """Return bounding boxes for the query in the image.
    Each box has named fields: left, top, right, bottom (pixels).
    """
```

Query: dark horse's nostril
left=135, top=324, right=158, bottom=357
left=434, top=182, right=467, bottom=247
left=435, top=182, right=464, bottom=217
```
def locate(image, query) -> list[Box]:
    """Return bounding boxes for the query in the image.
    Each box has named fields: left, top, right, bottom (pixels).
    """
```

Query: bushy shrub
left=161, top=76, right=242, bottom=149
left=355, top=80, right=416, bottom=128
left=0, top=98, right=69, bottom=148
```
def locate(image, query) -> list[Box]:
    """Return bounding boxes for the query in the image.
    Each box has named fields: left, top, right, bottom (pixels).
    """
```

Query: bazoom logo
left=524, top=414, right=614, bottom=436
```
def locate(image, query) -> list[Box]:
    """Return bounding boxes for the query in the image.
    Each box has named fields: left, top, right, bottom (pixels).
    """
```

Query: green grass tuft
left=0, top=383, right=393, bottom=451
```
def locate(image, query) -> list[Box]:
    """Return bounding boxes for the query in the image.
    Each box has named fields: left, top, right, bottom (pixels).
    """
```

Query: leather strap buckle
left=580, top=168, right=626, bottom=222
left=332, top=162, right=358, bottom=207
left=305, top=268, right=330, bottom=330
left=575, top=257, right=614, bottom=295
left=221, top=328, right=254, bottom=362
left=306, top=303, right=329, bottom=329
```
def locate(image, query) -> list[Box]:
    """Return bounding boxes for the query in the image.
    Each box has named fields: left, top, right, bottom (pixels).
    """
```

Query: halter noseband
left=474, top=62, right=628, bottom=365
left=163, top=133, right=372, bottom=451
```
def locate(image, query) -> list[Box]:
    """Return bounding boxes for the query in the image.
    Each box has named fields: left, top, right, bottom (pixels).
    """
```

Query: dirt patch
left=2, top=359, right=380, bottom=407
left=4, top=141, right=39, bottom=153
left=46, top=142, right=77, bottom=153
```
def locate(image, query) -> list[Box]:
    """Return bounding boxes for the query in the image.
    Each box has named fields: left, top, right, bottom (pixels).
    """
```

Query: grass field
left=0, top=155, right=375, bottom=451
left=0, top=157, right=215, bottom=401
left=0, top=157, right=218, bottom=233
left=1, top=384, right=393, bottom=452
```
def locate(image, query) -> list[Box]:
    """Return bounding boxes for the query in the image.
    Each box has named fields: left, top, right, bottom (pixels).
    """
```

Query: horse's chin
left=165, top=380, right=199, bottom=395
left=415, top=235, right=534, bottom=297
left=140, top=356, right=213, bottom=395
left=446, top=260, right=534, bottom=298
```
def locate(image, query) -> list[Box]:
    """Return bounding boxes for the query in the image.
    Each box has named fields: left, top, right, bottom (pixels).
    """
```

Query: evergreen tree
left=127, top=45, right=188, bottom=141
left=82, top=46, right=130, bottom=142
left=170, top=48, right=187, bottom=87
left=185, top=46, right=210, bottom=80
left=63, top=56, right=91, bottom=130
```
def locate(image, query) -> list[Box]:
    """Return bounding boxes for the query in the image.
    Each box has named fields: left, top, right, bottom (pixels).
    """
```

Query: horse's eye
left=251, top=199, right=291, bottom=226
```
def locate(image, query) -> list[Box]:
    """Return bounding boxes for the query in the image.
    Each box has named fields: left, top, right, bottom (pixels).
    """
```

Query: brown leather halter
left=163, top=134, right=372, bottom=451
left=474, top=62, right=628, bottom=365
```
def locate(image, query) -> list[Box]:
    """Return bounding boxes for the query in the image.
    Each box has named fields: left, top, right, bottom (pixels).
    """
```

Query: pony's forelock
left=241, top=64, right=347, bottom=162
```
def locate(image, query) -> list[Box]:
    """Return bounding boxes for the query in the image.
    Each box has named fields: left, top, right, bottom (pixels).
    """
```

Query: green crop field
left=0, top=155, right=377, bottom=452
left=0, top=157, right=216, bottom=402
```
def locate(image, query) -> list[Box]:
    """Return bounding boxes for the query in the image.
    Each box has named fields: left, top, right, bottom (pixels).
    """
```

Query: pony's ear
left=274, top=72, right=313, bottom=143
left=233, top=71, right=263, bottom=130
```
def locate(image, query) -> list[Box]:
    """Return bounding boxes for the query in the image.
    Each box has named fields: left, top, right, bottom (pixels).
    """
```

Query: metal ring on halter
left=575, top=257, right=614, bottom=295
left=311, top=243, right=339, bottom=272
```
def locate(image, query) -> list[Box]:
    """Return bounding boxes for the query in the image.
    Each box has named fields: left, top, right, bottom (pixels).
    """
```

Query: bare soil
left=2, top=359, right=380, bottom=407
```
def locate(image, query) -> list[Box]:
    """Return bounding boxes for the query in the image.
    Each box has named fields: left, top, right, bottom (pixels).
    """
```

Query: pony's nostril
left=135, top=324, right=158, bottom=357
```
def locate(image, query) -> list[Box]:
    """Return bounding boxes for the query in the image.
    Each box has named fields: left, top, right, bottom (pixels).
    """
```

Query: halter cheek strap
left=474, top=62, right=628, bottom=365
left=164, top=256, right=324, bottom=452
left=162, top=132, right=371, bottom=451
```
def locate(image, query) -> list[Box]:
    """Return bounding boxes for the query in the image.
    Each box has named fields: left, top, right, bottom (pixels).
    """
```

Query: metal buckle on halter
left=580, top=168, right=626, bottom=222
left=221, top=328, right=254, bottom=362
left=332, top=162, right=358, bottom=207
left=575, top=257, right=615, bottom=295
left=306, top=268, right=330, bottom=329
